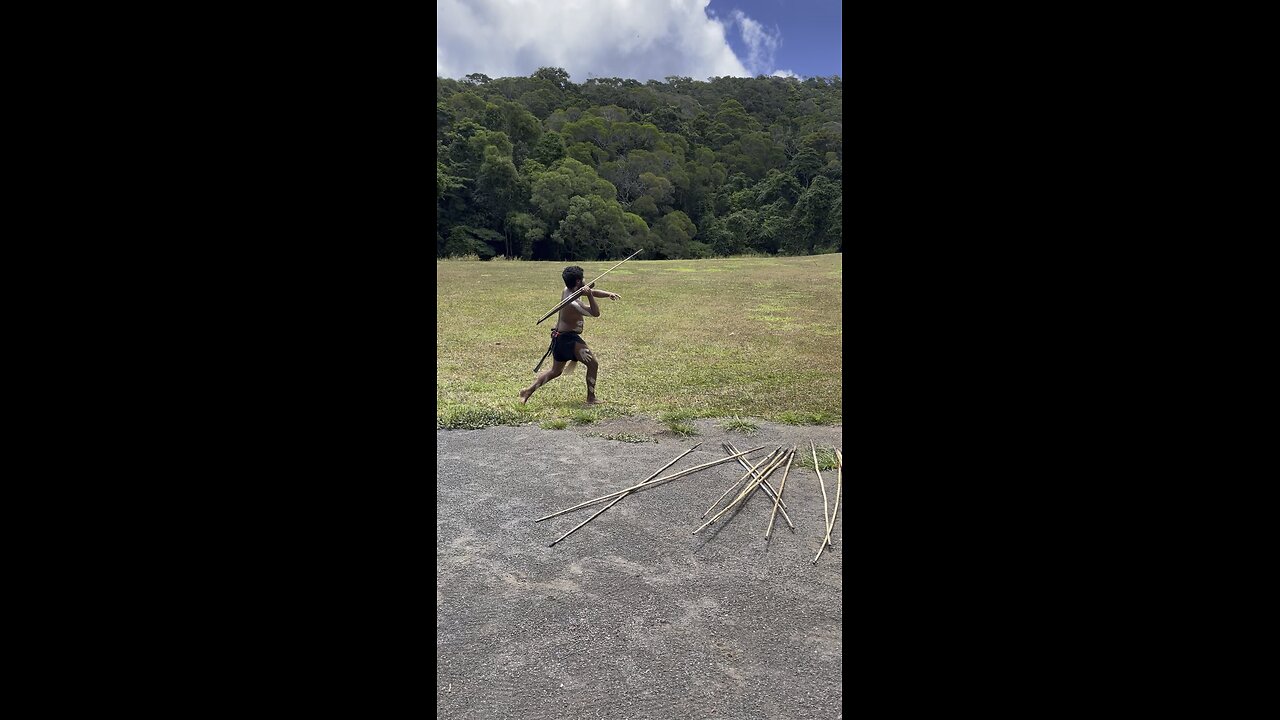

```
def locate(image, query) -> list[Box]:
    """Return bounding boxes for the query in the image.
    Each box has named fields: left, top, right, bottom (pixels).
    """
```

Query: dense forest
left=437, top=68, right=841, bottom=260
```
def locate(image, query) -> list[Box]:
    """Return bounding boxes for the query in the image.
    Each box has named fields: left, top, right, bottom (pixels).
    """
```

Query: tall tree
left=553, top=195, right=631, bottom=260
left=532, top=67, right=575, bottom=93
left=437, top=71, right=841, bottom=259
left=786, top=176, right=839, bottom=255
left=475, top=146, right=522, bottom=255
left=530, top=158, right=617, bottom=224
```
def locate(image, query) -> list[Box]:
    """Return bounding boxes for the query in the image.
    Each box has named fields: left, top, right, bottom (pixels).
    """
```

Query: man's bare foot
left=519, top=389, right=532, bottom=404
left=585, top=397, right=600, bottom=405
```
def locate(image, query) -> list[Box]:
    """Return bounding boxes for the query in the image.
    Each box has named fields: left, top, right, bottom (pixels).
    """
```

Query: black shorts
left=552, top=331, right=583, bottom=362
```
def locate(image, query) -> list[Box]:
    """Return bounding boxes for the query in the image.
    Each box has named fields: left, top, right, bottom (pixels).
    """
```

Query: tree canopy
left=438, top=69, right=842, bottom=260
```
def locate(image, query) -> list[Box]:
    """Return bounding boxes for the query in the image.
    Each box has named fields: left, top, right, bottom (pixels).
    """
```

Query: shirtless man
left=520, top=265, right=620, bottom=405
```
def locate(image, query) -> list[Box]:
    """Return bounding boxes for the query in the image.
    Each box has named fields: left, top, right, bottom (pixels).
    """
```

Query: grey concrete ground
left=437, top=419, right=843, bottom=720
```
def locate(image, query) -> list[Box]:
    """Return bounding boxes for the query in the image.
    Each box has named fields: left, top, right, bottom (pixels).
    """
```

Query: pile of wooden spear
left=533, top=441, right=843, bottom=563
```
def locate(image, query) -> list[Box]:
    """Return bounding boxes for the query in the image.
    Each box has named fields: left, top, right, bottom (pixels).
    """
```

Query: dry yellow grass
left=437, top=254, right=842, bottom=428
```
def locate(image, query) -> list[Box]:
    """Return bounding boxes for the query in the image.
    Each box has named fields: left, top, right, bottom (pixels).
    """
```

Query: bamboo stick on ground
left=700, top=450, right=787, bottom=521
left=817, top=449, right=842, bottom=545
left=725, top=442, right=795, bottom=530
left=534, top=445, right=766, bottom=522
left=700, top=447, right=781, bottom=519
left=824, top=449, right=842, bottom=543
left=811, top=441, right=832, bottom=564
left=764, top=447, right=797, bottom=539
left=691, top=447, right=789, bottom=535
left=711, top=443, right=770, bottom=515
left=724, top=442, right=790, bottom=511
left=691, top=452, right=786, bottom=535
left=715, top=449, right=788, bottom=516
left=548, top=442, right=703, bottom=547
left=816, top=457, right=839, bottom=555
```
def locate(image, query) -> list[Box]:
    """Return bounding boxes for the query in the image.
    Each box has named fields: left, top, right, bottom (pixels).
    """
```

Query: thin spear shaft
left=822, top=449, right=842, bottom=543
left=724, top=441, right=794, bottom=529
left=700, top=448, right=778, bottom=519
left=700, top=447, right=781, bottom=519
left=818, top=476, right=837, bottom=550
left=732, top=438, right=788, bottom=509
left=548, top=442, right=702, bottom=547
left=534, top=445, right=765, bottom=522
left=710, top=447, right=787, bottom=518
left=811, top=441, right=831, bottom=564
left=535, top=249, right=643, bottom=324
left=765, top=447, right=797, bottom=539
left=725, top=442, right=795, bottom=529
left=691, top=448, right=788, bottom=535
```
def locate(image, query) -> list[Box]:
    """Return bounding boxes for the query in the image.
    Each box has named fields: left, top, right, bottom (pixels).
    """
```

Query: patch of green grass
left=720, top=417, right=759, bottom=434
left=436, top=255, right=841, bottom=427
left=540, top=419, right=568, bottom=429
left=570, top=409, right=598, bottom=425
left=659, top=409, right=700, bottom=436
left=437, top=405, right=524, bottom=430
left=796, top=446, right=840, bottom=471
left=590, top=404, right=636, bottom=420
left=665, top=421, right=698, bottom=436
left=586, top=432, right=657, bottom=443
left=778, top=410, right=839, bottom=425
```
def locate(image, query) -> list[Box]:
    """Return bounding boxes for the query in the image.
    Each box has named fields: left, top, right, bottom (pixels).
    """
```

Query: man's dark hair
left=562, top=266, right=584, bottom=289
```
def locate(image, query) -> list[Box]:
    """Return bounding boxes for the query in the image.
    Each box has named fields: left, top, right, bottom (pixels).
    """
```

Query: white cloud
left=436, top=0, right=753, bottom=82
left=729, top=9, right=782, bottom=76
left=771, top=69, right=801, bottom=79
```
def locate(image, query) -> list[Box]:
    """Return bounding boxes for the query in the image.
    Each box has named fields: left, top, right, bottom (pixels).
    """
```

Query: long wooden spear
left=534, top=445, right=765, bottom=522
left=813, top=449, right=843, bottom=563
left=711, top=444, right=789, bottom=527
left=700, top=447, right=781, bottom=519
left=548, top=442, right=702, bottom=547
left=691, top=447, right=789, bottom=535
left=821, top=449, right=842, bottom=540
left=764, top=447, right=797, bottom=539
left=725, top=441, right=795, bottom=529
left=811, top=441, right=832, bottom=564
left=535, top=249, right=643, bottom=324
left=726, top=441, right=790, bottom=509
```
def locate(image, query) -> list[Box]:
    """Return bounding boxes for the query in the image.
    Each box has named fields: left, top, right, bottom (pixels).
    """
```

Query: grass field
left=437, top=253, right=842, bottom=428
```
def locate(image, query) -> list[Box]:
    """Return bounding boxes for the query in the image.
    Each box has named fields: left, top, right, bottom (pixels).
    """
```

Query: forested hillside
left=437, top=68, right=841, bottom=260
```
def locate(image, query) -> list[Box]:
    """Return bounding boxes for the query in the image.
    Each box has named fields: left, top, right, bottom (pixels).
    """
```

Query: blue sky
left=706, top=0, right=842, bottom=79
left=437, top=0, right=843, bottom=83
